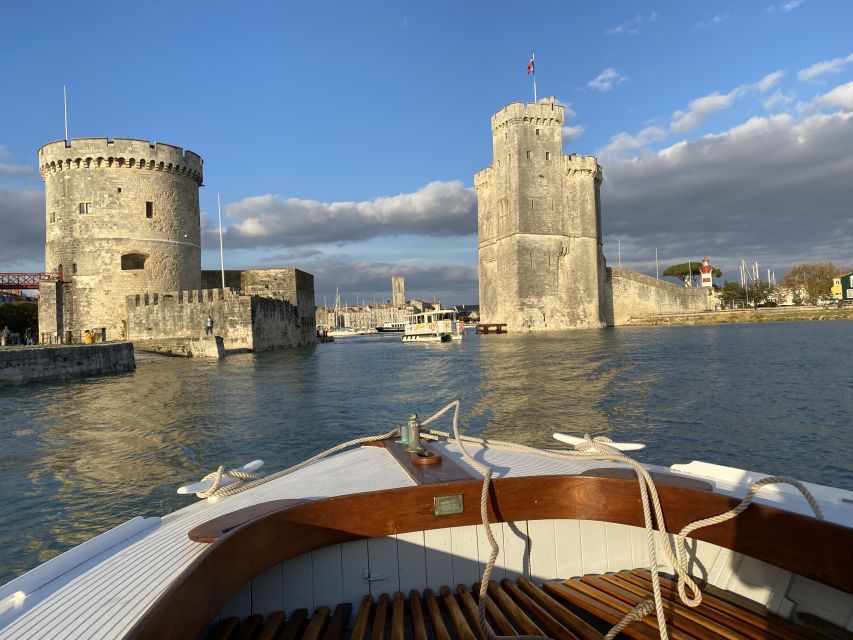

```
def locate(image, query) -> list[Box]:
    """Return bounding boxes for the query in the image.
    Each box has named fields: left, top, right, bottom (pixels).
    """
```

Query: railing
left=0, top=269, right=62, bottom=290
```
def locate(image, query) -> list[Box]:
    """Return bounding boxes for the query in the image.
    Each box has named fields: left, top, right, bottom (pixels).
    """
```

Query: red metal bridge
left=0, top=269, right=62, bottom=290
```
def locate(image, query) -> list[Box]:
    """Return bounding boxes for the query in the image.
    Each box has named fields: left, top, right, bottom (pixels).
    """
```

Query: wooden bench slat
left=233, top=613, right=263, bottom=640
left=371, top=594, right=389, bottom=640
left=409, top=591, right=430, bottom=640
left=424, top=588, right=452, bottom=640
left=486, top=581, right=544, bottom=637
left=473, top=582, right=518, bottom=636
left=440, top=587, right=476, bottom=640
left=207, top=617, right=240, bottom=640
left=515, top=578, right=603, bottom=640
left=322, top=603, right=352, bottom=640
left=455, top=585, right=487, bottom=640
left=796, top=612, right=853, bottom=640
left=501, top=578, right=581, bottom=640
left=278, top=608, right=308, bottom=640
left=391, top=592, right=406, bottom=640
left=350, top=596, right=374, bottom=640
left=303, top=605, right=330, bottom=640
left=255, top=611, right=286, bottom=640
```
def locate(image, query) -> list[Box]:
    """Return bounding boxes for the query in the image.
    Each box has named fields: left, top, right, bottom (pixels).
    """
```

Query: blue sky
left=2, top=1, right=852, bottom=305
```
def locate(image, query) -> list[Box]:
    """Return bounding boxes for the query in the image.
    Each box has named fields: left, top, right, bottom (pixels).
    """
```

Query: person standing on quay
left=205, top=314, right=214, bottom=336
left=0, top=326, right=10, bottom=346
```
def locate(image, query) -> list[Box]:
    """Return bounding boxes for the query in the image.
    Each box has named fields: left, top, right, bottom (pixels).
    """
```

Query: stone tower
left=38, top=138, right=203, bottom=338
left=474, top=99, right=606, bottom=331
left=391, top=275, right=405, bottom=307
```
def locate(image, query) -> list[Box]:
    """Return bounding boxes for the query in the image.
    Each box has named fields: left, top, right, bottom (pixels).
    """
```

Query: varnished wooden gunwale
left=126, top=474, right=853, bottom=639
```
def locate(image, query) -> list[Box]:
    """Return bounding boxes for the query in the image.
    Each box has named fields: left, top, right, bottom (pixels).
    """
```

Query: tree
left=0, top=300, right=38, bottom=334
left=780, top=262, right=843, bottom=305
left=663, top=262, right=722, bottom=286
left=719, top=281, right=746, bottom=306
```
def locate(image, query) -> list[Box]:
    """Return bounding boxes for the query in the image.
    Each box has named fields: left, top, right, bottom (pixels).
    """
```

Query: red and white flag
left=527, top=54, right=535, bottom=74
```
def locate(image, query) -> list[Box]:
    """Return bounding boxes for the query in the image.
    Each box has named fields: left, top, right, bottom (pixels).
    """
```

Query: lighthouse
left=699, top=257, right=715, bottom=288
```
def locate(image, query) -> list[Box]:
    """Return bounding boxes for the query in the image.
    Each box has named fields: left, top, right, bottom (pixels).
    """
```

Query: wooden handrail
left=125, top=475, right=853, bottom=639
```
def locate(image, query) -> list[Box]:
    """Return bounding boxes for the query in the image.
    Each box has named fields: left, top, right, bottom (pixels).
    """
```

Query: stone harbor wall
left=604, top=267, right=716, bottom=326
left=125, top=287, right=314, bottom=352
left=0, top=342, right=135, bottom=385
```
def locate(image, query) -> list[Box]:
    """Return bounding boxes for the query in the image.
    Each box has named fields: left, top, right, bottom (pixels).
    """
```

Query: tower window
left=545, top=152, right=551, bottom=160
left=121, top=253, right=148, bottom=270
left=536, top=129, right=540, bottom=135
left=526, top=151, right=531, bottom=159
left=145, top=201, right=154, bottom=218
left=72, top=263, right=77, bottom=274
left=79, top=202, right=90, bottom=214
left=117, top=187, right=122, bottom=193
left=50, top=211, right=56, bottom=223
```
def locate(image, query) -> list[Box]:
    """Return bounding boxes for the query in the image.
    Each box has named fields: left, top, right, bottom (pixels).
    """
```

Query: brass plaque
left=434, top=494, right=464, bottom=516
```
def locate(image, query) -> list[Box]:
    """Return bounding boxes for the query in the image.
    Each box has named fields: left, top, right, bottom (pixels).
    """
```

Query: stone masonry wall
left=39, top=138, right=203, bottom=338
left=0, top=342, right=135, bottom=386
left=604, top=267, right=716, bottom=326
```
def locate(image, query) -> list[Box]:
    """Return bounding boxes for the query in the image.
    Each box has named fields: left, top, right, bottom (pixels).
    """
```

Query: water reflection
left=0, top=322, right=851, bottom=583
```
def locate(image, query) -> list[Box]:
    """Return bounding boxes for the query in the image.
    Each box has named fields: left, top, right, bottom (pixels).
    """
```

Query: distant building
left=833, top=273, right=853, bottom=302
left=391, top=275, right=405, bottom=308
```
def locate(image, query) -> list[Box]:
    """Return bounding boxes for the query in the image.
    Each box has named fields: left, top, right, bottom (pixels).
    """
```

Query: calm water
left=1, top=322, right=851, bottom=584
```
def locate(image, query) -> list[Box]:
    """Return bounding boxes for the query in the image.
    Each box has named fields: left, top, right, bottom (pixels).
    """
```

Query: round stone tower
left=38, top=138, right=203, bottom=338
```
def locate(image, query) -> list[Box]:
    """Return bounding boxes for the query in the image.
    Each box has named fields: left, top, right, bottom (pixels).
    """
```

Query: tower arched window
left=121, top=253, right=148, bottom=270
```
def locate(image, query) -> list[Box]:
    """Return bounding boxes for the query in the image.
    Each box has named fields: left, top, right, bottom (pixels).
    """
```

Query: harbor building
left=475, top=99, right=714, bottom=330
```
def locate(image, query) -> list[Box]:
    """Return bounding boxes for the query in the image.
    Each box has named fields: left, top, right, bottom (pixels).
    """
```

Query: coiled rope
left=190, top=400, right=824, bottom=640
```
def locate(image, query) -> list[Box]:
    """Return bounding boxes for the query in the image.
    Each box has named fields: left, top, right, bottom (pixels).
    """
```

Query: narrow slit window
left=545, top=152, right=551, bottom=160
left=536, top=128, right=540, bottom=135
left=72, top=263, right=77, bottom=274
left=117, top=187, right=122, bottom=193
left=49, top=211, right=56, bottom=223
left=79, top=202, right=90, bottom=214
left=145, top=201, right=154, bottom=218
left=526, top=151, right=531, bottom=159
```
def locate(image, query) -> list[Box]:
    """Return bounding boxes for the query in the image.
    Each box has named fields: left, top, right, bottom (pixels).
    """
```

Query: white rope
left=195, top=465, right=264, bottom=499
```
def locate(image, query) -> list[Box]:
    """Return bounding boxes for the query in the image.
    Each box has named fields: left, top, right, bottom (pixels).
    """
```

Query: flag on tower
left=527, top=54, right=535, bottom=74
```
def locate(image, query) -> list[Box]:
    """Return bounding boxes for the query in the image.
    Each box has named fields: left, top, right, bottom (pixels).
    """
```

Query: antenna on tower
left=63, top=85, right=69, bottom=145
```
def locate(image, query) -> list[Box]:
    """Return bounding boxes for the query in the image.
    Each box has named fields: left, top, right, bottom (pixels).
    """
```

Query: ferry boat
left=402, top=309, right=464, bottom=343
left=375, top=321, right=405, bottom=333
left=1, top=402, right=852, bottom=640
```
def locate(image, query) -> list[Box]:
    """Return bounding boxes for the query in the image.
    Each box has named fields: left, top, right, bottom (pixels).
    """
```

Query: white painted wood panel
left=397, top=531, right=427, bottom=593
left=477, top=521, right=505, bottom=582
left=220, top=580, right=252, bottom=620
left=502, top=521, right=530, bottom=581
left=251, top=565, right=283, bottom=616
left=578, top=520, right=607, bottom=575
left=367, top=536, right=399, bottom=598
left=282, top=552, right=314, bottom=612
left=554, top=519, right=583, bottom=579
left=424, top=528, right=454, bottom=591
left=451, top=525, right=481, bottom=588
left=527, top=520, right=556, bottom=582
left=340, top=540, right=370, bottom=605
left=629, top=524, right=650, bottom=568
left=312, top=545, right=344, bottom=608
left=604, top=522, right=633, bottom=573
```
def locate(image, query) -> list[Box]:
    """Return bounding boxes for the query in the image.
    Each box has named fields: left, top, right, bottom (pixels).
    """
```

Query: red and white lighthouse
left=699, top=257, right=715, bottom=288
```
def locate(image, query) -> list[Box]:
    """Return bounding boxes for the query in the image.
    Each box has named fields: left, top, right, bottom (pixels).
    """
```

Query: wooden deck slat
left=255, top=611, right=286, bottom=640
left=473, top=582, right=518, bottom=636
left=350, top=596, right=374, bottom=640
left=629, top=570, right=808, bottom=640
left=486, top=581, right=544, bottom=637
left=580, top=575, right=724, bottom=640
left=500, top=578, right=581, bottom=640
left=322, top=603, right=352, bottom=640
left=371, top=594, right=389, bottom=640
left=207, top=617, right=240, bottom=640
left=424, top=588, right=452, bottom=640
left=543, top=581, right=661, bottom=640
left=516, top=577, right=603, bottom=640
left=455, top=585, right=487, bottom=640
left=391, top=592, right=406, bottom=640
left=796, top=612, right=853, bottom=640
left=409, top=590, right=430, bottom=640
left=302, top=605, right=331, bottom=640
left=440, top=587, right=476, bottom=640
left=278, top=608, right=309, bottom=640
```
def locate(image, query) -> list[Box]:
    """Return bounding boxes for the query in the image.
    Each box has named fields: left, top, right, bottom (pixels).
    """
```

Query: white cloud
left=213, top=180, right=476, bottom=249
left=762, top=89, right=795, bottom=110
left=797, top=53, right=853, bottom=82
left=695, top=12, right=730, bottom=29
left=562, top=125, right=585, bottom=141
left=756, top=70, right=785, bottom=92
left=587, top=68, right=629, bottom=92
left=554, top=99, right=576, bottom=118
left=781, top=0, right=803, bottom=12
left=598, top=126, right=667, bottom=160
left=815, top=81, right=853, bottom=111
left=605, top=12, right=658, bottom=36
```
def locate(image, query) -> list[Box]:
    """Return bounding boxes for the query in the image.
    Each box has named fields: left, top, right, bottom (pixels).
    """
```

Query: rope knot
left=197, top=464, right=264, bottom=499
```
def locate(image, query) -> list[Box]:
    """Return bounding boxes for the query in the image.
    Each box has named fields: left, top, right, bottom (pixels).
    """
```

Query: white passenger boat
left=328, top=327, right=358, bottom=338
left=402, top=309, right=464, bottom=343
left=376, top=322, right=405, bottom=333
left=1, top=401, right=852, bottom=640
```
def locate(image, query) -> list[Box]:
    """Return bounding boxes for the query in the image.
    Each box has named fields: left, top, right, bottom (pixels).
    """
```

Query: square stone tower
left=474, top=98, right=606, bottom=331
left=391, top=275, right=405, bottom=308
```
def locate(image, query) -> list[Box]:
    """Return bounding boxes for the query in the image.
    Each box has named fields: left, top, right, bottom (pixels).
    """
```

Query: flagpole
left=217, top=193, right=225, bottom=290
left=532, top=53, right=537, bottom=103
left=63, top=85, right=68, bottom=144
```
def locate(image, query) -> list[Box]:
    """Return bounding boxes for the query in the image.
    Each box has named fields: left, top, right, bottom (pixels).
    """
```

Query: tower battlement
left=490, top=98, right=564, bottom=134
left=39, top=138, right=203, bottom=185
left=563, top=154, right=602, bottom=181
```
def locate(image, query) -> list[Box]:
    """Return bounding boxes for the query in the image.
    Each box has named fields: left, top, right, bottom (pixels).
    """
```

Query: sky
left=1, top=0, right=852, bottom=306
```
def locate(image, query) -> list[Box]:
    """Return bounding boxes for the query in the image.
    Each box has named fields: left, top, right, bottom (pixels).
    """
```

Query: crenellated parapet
left=490, top=98, right=564, bottom=135
left=39, top=138, right=203, bottom=185
left=126, top=288, right=238, bottom=308
left=563, top=154, right=603, bottom=183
